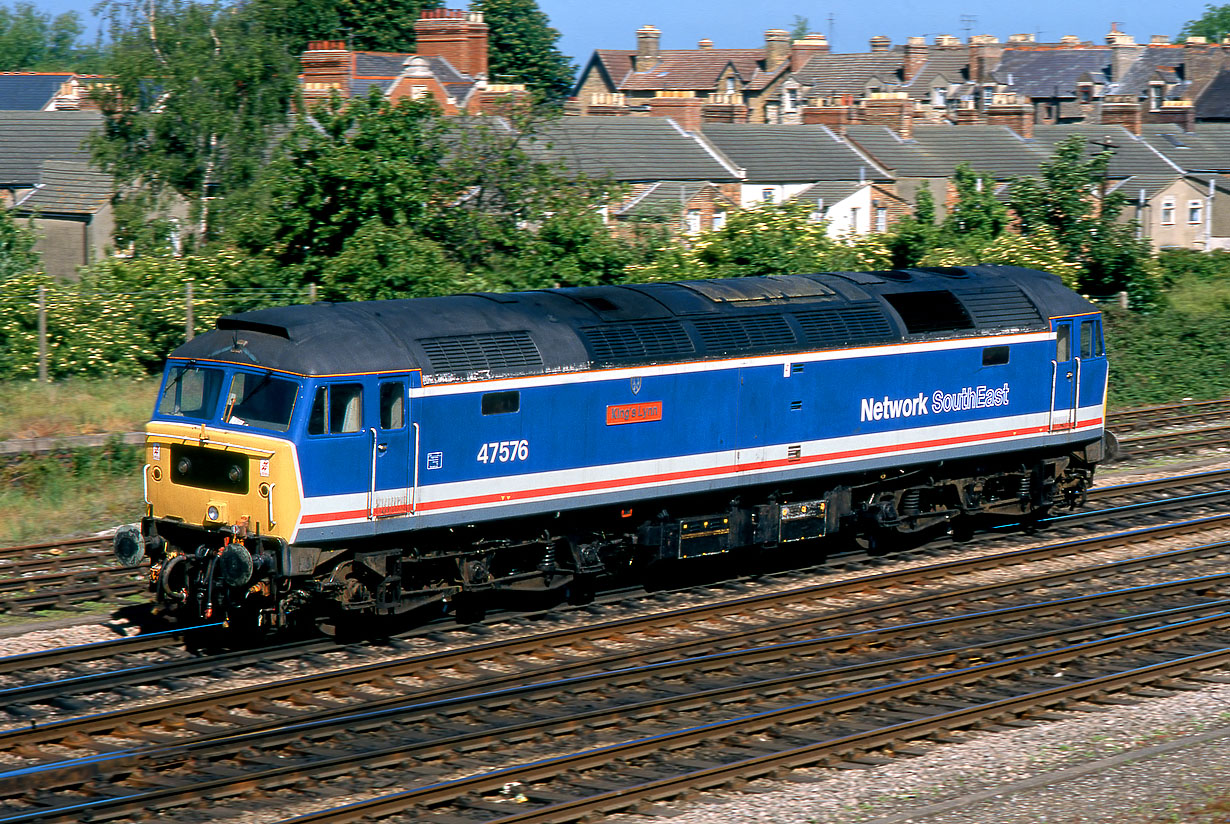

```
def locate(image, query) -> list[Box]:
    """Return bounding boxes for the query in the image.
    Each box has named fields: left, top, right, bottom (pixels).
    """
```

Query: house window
left=685, top=209, right=702, bottom=233
left=785, top=88, right=799, bottom=111
left=1078, top=85, right=1092, bottom=104
left=712, top=210, right=727, bottom=230
left=849, top=206, right=860, bottom=232
left=725, top=77, right=736, bottom=94
left=875, top=206, right=887, bottom=232
left=931, top=87, right=946, bottom=107
left=761, top=188, right=775, bottom=203
left=1161, top=197, right=1175, bottom=225
left=1189, top=200, right=1204, bottom=224
left=1148, top=84, right=1163, bottom=110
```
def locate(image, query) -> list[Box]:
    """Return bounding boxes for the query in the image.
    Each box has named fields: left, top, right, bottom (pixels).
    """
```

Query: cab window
left=307, top=384, right=364, bottom=434
left=1056, top=324, right=1071, bottom=361
left=224, top=372, right=298, bottom=432
left=380, top=382, right=405, bottom=429
left=158, top=365, right=223, bottom=421
left=1081, top=319, right=1104, bottom=357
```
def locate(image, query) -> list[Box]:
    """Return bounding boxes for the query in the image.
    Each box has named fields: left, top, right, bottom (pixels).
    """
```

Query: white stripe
left=299, top=405, right=1103, bottom=523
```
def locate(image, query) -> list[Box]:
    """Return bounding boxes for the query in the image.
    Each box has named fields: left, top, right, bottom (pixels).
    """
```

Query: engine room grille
left=958, top=285, right=1042, bottom=329
left=581, top=321, right=696, bottom=364
left=791, top=306, right=894, bottom=348
left=418, top=331, right=543, bottom=375
left=690, top=314, right=797, bottom=355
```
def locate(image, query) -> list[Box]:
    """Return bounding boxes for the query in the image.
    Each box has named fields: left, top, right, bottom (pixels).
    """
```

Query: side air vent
left=957, top=285, right=1043, bottom=329
left=792, top=305, right=894, bottom=348
left=418, top=331, right=543, bottom=374
left=582, top=321, right=696, bottom=364
left=690, top=315, right=796, bottom=356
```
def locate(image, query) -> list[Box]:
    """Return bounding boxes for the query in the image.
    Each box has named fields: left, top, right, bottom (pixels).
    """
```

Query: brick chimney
left=985, top=92, right=1034, bottom=137
left=801, top=101, right=852, bottom=135
left=791, top=33, right=829, bottom=71
left=301, top=40, right=352, bottom=103
left=1007, top=33, right=1036, bottom=44
left=968, top=34, right=1002, bottom=84
left=903, top=36, right=928, bottom=82
left=414, top=9, right=489, bottom=78
left=1150, top=35, right=1171, bottom=45
left=954, top=101, right=982, bottom=125
left=1107, top=25, right=1144, bottom=82
left=636, top=24, right=661, bottom=72
left=764, top=28, right=790, bottom=69
left=1184, top=36, right=1227, bottom=100
left=1100, top=94, right=1142, bottom=134
left=869, top=35, right=891, bottom=52
left=1144, top=99, right=1196, bottom=132
left=861, top=92, right=913, bottom=137
left=647, top=95, right=705, bottom=131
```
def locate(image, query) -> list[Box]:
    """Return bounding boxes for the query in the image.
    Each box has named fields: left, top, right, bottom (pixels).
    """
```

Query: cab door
left=371, top=375, right=413, bottom=518
left=1050, top=319, right=1077, bottom=432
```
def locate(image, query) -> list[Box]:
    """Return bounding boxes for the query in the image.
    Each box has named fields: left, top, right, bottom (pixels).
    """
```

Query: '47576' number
left=477, top=439, right=529, bottom=464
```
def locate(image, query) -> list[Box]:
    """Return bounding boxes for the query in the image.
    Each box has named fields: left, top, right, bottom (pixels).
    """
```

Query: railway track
left=2, top=499, right=1230, bottom=821
left=1107, top=397, right=1230, bottom=435
left=0, top=417, right=1226, bottom=619
left=1, top=467, right=1229, bottom=729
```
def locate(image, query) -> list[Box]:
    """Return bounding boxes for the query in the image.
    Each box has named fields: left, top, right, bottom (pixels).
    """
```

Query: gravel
left=611, top=673, right=1230, bottom=824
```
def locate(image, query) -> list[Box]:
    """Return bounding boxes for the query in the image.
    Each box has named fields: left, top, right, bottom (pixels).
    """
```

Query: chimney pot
left=1151, top=35, right=1171, bottom=45
left=698, top=38, right=713, bottom=49
left=765, top=28, right=790, bottom=68
left=869, top=35, right=891, bottom=52
left=636, top=24, right=661, bottom=71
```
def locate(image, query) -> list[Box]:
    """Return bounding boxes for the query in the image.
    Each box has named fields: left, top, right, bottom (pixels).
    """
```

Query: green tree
left=885, top=185, right=939, bottom=268
left=0, top=2, right=86, bottom=71
left=0, top=209, right=38, bottom=283
left=789, top=15, right=810, bottom=41
left=1180, top=4, right=1230, bottom=41
left=91, top=0, right=299, bottom=245
left=474, top=0, right=574, bottom=101
left=941, top=163, right=1008, bottom=248
left=220, top=92, right=627, bottom=298
left=222, top=92, right=455, bottom=287
left=1009, top=135, right=1158, bottom=306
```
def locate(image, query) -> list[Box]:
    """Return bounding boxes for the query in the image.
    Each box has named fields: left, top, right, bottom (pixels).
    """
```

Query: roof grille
left=792, top=306, right=894, bottom=348
left=957, top=285, right=1043, bottom=329
left=581, top=321, right=696, bottom=364
left=883, top=291, right=974, bottom=335
left=418, top=331, right=543, bottom=374
left=690, top=315, right=796, bottom=355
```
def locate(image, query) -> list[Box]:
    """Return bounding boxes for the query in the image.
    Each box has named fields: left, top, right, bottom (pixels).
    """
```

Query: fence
left=4, top=279, right=317, bottom=383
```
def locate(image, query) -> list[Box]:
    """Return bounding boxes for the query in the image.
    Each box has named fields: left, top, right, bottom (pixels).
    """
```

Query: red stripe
left=299, top=419, right=1104, bottom=525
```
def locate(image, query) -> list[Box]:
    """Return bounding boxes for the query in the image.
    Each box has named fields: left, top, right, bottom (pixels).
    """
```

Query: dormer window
left=1148, top=84, right=1164, bottom=110
left=932, top=87, right=947, bottom=107
left=725, top=77, right=736, bottom=94
left=1078, top=84, right=1092, bottom=104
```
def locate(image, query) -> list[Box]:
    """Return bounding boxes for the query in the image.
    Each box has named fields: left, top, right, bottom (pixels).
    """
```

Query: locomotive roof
left=175, top=266, right=1096, bottom=381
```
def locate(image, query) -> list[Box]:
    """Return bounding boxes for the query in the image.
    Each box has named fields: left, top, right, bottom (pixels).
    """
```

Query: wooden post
left=37, top=285, right=47, bottom=383
left=308, top=282, right=317, bottom=303
left=185, top=281, right=194, bottom=341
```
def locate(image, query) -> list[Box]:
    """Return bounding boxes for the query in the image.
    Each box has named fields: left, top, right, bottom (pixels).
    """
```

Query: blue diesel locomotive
left=114, top=266, right=1112, bottom=630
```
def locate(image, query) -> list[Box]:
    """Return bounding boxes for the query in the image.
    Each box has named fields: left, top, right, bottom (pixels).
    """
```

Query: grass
left=0, top=377, right=157, bottom=441
left=0, top=442, right=145, bottom=546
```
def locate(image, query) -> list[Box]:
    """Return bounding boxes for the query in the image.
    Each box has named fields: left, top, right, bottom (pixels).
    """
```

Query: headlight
left=207, top=505, right=220, bottom=521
